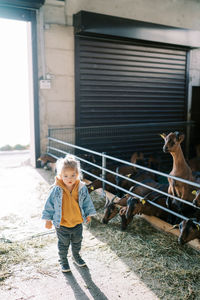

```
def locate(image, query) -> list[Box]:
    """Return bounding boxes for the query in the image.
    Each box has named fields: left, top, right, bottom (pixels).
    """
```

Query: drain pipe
left=39, top=6, right=46, bottom=80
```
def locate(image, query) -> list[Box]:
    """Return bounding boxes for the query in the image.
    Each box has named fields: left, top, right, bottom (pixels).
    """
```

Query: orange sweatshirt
left=55, top=176, right=83, bottom=227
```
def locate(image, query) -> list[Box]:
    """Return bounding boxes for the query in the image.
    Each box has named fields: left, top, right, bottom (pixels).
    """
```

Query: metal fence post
left=47, top=128, right=50, bottom=153
left=102, top=152, right=106, bottom=192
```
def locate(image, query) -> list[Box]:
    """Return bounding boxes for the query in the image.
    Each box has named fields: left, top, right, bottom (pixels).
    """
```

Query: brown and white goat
left=120, top=183, right=170, bottom=230
left=37, top=154, right=57, bottom=173
left=102, top=179, right=165, bottom=229
left=87, top=173, right=117, bottom=195
left=87, top=165, right=150, bottom=196
left=161, top=132, right=195, bottom=213
left=177, top=219, right=200, bottom=245
left=102, top=194, right=129, bottom=228
left=131, top=151, right=161, bottom=171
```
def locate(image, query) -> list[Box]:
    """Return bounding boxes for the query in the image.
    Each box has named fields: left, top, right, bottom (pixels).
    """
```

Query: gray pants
left=56, top=223, right=83, bottom=265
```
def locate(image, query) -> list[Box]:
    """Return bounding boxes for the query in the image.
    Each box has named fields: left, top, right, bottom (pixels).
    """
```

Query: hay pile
left=90, top=191, right=200, bottom=300
left=0, top=236, right=55, bottom=284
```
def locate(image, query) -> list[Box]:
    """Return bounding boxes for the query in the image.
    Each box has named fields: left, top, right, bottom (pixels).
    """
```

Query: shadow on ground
left=64, top=265, right=108, bottom=300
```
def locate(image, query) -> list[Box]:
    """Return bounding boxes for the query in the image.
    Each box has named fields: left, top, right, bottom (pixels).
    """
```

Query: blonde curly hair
left=56, top=154, right=82, bottom=179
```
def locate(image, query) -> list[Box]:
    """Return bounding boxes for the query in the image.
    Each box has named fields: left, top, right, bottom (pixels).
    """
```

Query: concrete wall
left=38, top=1, right=74, bottom=152
left=38, top=0, right=200, bottom=153
left=39, top=24, right=74, bottom=151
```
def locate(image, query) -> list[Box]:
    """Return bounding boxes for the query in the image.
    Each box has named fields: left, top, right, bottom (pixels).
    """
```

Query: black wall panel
left=75, top=35, right=189, bottom=167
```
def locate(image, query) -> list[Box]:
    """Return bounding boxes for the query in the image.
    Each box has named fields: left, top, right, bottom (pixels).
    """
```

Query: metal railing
left=47, top=136, right=200, bottom=226
left=48, top=121, right=194, bottom=170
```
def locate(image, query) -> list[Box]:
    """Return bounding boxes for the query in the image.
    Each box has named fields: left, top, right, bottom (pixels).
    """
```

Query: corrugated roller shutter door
left=75, top=35, right=188, bottom=164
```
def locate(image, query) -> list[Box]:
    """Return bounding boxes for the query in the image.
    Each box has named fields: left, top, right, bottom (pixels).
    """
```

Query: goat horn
left=160, top=133, right=166, bottom=139
left=196, top=224, right=200, bottom=231
left=105, top=196, right=110, bottom=205
left=169, top=224, right=179, bottom=230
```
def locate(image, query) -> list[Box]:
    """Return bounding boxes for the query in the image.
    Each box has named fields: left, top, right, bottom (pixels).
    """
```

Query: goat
left=161, top=131, right=196, bottom=214
left=131, top=151, right=161, bottom=171
left=37, top=154, right=57, bottom=172
left=78, top=154, right=101, bottom=181
left=102, top=179, right=166, bottom=229
left=130, top=152, right=146, bottom=167
left=87, top=172, right=117, bottom=194
left=117, top=170, right=156, bottom=197
left=85, top=152, right=139, bottom=183
left=124, top=178, right=160, bottom=198
left=102, top=194, right=129, bottom=225
left=172, top=190, right=200, bottom=244
left=87, top=164, right=146, bottom=195
left=177, top=219, right=200, bottom=245
left=120, top=184, right=170, bottom=230
left=38, top=153, right=56, bottom=166
left=87, top=150, right=157, bottom=197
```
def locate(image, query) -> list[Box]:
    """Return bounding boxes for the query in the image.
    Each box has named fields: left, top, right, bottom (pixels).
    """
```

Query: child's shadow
left=63, top=272, right=90, bottom=300
left=73, top=264, right=108, bottom=300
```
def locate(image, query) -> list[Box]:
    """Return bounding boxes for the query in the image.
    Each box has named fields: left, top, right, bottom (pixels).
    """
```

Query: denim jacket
left=42, top=181, right=96, bottom=228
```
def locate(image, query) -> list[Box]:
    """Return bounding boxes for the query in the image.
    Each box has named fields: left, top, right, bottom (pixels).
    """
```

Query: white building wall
left=38, top=0, right=200, bottom=153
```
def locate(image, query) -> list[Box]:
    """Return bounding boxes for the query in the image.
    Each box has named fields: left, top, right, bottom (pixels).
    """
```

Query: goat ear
left=119, top=207, right=126, bottom=215
left=179, top=133, right=185, bottom=143
left=139, top=152, right=144, bottom=159
left=105, top=196, right=110, bottom=206
left=175, top=131, right=185, bottom=142
left=192, top=190, right=197, bottom=195
left=130, top=152, right=136, bottom=163
left=160, top=133, right=166, bottom=139
left=130, top=152, right=139, bottom=164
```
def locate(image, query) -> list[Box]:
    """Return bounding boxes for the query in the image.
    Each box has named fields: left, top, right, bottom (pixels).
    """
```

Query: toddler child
left=42, top=154, right=96, bottom=272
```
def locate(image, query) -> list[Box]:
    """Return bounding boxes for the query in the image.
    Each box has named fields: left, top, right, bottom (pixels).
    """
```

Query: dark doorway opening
left=190, top=86, right=200, bottom=158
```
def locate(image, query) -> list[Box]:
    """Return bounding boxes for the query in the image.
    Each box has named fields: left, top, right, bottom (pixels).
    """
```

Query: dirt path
left=0, top=151, right=159, bottom=300
left=1, top=229, right=159, bottom=300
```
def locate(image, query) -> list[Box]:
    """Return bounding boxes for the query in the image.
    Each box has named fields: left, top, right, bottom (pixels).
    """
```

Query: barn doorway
left=189, top=86, right=200, bottom=158
left=0, top=18, right=30, bottom=154
left=0, top=4, right=41, bottom=167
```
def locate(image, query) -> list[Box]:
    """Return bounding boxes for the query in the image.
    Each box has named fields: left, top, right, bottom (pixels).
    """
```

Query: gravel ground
left=0, top=151, right=159, bottom=300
